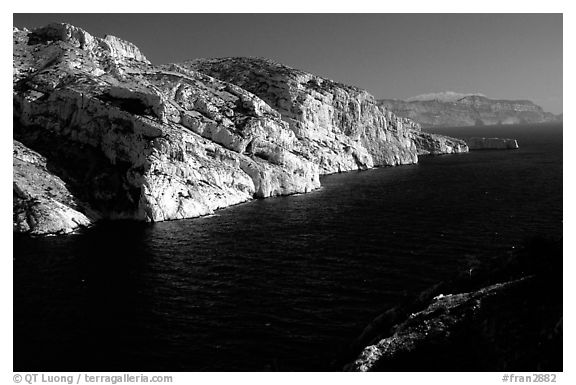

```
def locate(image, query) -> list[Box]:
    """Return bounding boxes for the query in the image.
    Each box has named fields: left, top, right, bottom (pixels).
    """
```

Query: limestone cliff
left=14, top=24, right=322, bottom=234
left=13, top=23, right=466, bottom=235
left=379, top=94, right=560, bottom=128
left=186, top=58, right=467, bottom=161
left=185, top=57, right=423, bottom=173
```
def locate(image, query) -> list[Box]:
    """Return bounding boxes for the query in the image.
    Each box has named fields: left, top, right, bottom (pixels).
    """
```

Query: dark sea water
left=13, top=123, right=563, bottom=371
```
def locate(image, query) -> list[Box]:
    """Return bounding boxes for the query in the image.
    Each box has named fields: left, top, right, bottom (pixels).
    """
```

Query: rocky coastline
left=13, top=23, right=468, bottom=235
left=12, top=22, right=562, bottom=374
left=466, top=137, right=519, bottom=150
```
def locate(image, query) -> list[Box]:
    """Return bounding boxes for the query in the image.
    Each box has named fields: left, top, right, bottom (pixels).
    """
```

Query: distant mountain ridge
left=378, top=93, right=561, bottom=128
left=405, top=91, right=486, bottom=103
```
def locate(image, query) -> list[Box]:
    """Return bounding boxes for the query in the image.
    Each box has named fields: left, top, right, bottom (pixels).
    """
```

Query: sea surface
left=13, top=123, right=563, bottom=371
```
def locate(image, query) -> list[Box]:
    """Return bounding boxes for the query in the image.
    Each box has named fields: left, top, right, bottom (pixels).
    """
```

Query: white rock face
left=13, top=23, right=467, bottom=235
left=186, top=58, right=423, bottom=173
left=102, top=35, right=150, bottom=63
left=13, top=24, right=321, bottom=234
left=466, top=137, right=519, bottom=150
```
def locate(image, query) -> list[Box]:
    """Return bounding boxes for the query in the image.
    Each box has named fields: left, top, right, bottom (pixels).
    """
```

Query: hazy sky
left=13, top=14, right=563, bottom=113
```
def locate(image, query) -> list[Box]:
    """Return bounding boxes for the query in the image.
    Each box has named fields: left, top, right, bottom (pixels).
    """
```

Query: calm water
left=13, top=123, right=562, bottom=371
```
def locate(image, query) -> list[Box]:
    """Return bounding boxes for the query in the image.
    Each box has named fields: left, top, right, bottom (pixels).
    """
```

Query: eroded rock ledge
left=13, top=23, right=467, bottom=235
left=466, top=137, right=519, bottom=150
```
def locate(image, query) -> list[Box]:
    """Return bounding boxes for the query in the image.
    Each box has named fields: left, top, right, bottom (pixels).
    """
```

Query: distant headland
left=378, top=92, right=562, bottom=128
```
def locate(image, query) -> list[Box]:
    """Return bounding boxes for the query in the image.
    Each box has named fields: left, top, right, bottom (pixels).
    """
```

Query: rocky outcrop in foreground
left=379, top=93, right=560, bottom=128
left=345, top=237, right=562, bottom=371
left=13, top=23, right=467, bottom=235
left=466, top=137, right=519, bottom=150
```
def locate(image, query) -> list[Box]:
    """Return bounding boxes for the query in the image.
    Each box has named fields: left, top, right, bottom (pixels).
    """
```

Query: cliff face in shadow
left=379, top=95, right=560, bottom=128
left=13, top=24, right=467, bottom=235
left=344, top=237, right=562, bottom=371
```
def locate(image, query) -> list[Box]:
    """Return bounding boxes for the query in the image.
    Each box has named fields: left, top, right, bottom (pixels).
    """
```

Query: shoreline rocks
left=344, top=237, right=562, bottom=372
left=348, top=278, right=534, bottom=371
left=466, top=137, right=519, bottom=150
